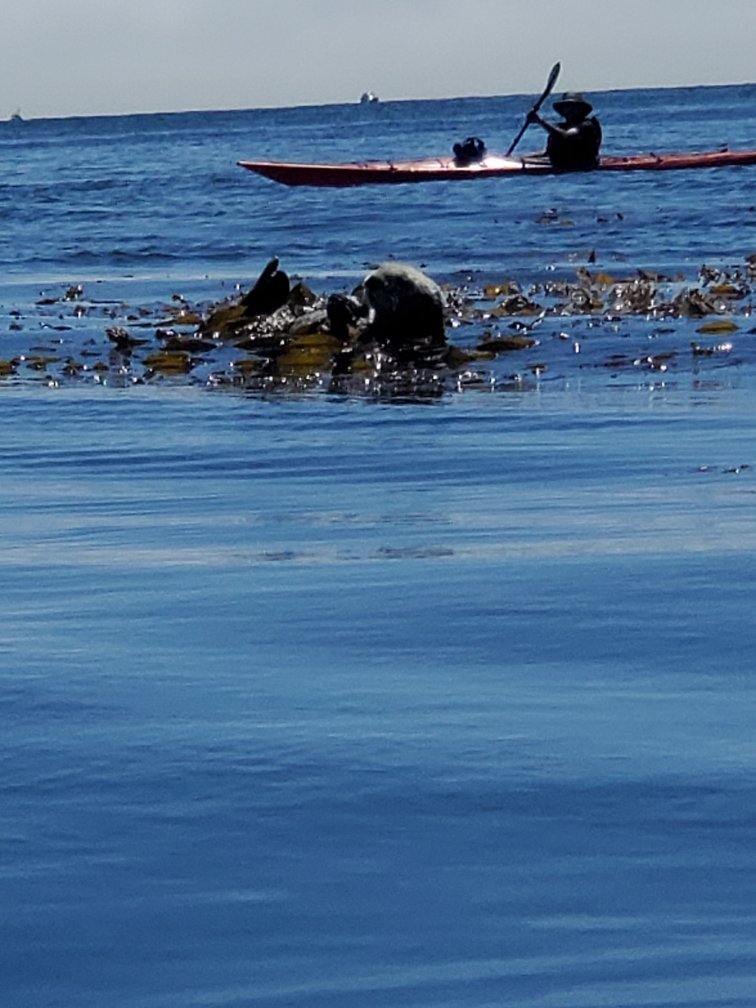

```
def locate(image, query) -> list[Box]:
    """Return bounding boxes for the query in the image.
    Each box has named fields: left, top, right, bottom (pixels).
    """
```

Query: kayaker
left=526, top=91, right=602, bottom=170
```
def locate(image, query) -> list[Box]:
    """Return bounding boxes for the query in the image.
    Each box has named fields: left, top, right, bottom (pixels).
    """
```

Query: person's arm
left=526, top=110, right=576, bottom=140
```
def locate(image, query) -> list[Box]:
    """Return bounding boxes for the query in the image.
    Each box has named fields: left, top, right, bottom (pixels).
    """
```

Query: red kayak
left=238, top=148, right=756, bottom=187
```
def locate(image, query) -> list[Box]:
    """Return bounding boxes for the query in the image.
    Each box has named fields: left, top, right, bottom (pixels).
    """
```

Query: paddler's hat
left=553, top=92, right=593, bottom=117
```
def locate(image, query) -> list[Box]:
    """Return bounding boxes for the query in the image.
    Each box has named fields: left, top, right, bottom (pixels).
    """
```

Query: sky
left=3, top=0, right=756, bottom=119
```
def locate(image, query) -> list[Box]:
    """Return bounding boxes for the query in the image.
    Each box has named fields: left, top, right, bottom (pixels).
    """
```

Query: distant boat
left=10, top=109, right=23, bottom=122
left=359, top=91, right=379, bottom=105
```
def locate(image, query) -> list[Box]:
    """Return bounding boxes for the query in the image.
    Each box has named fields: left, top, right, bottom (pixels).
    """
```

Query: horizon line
left=7, top=77, right=755, bottom=124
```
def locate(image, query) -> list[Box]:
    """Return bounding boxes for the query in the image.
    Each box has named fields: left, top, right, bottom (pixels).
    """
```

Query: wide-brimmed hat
left=553, top=92, right=593, bottom=117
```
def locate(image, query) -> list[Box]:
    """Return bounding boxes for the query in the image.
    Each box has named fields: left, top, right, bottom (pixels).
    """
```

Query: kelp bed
left=1, top=256, right=755, bottom=399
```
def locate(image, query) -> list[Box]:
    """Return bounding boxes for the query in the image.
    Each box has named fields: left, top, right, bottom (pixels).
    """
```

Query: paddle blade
left=535, top=62, right=561, bottom=112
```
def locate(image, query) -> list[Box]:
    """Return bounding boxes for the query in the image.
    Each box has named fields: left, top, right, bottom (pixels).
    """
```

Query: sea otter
left=361, top=262, right=446, bottom=356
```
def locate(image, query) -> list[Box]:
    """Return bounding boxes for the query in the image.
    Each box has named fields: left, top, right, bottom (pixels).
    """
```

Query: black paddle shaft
left=506, top=62, right=561, bottom=157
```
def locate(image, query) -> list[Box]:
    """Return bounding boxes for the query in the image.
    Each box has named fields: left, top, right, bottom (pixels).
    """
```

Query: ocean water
left=2, top=83, right=756, bottom=1007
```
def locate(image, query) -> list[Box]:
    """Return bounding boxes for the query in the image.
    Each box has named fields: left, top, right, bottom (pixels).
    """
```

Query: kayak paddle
left=506, top=62, right=561, bottom=157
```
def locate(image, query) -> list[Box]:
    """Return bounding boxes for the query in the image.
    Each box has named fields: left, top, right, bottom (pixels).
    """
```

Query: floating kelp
left=142, top=350, right=196, bottom=375
left=274, top=332, right=343, bottom=378
left=106, top=327, right=151, bottom=352
left=696, top=319, right=739, bottom=334
left=490, top=294, right=543, bottom=316
left=477, top=335, right=538, bottom=353
left=600, top=352, right=678, bottom=373
left=158, top=331, right=219, bottom=354
left=2, top=254, right=756, bottom=396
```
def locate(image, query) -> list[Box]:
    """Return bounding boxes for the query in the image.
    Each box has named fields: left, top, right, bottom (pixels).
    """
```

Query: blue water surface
left=1, top=84, right=756, bottom=1008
